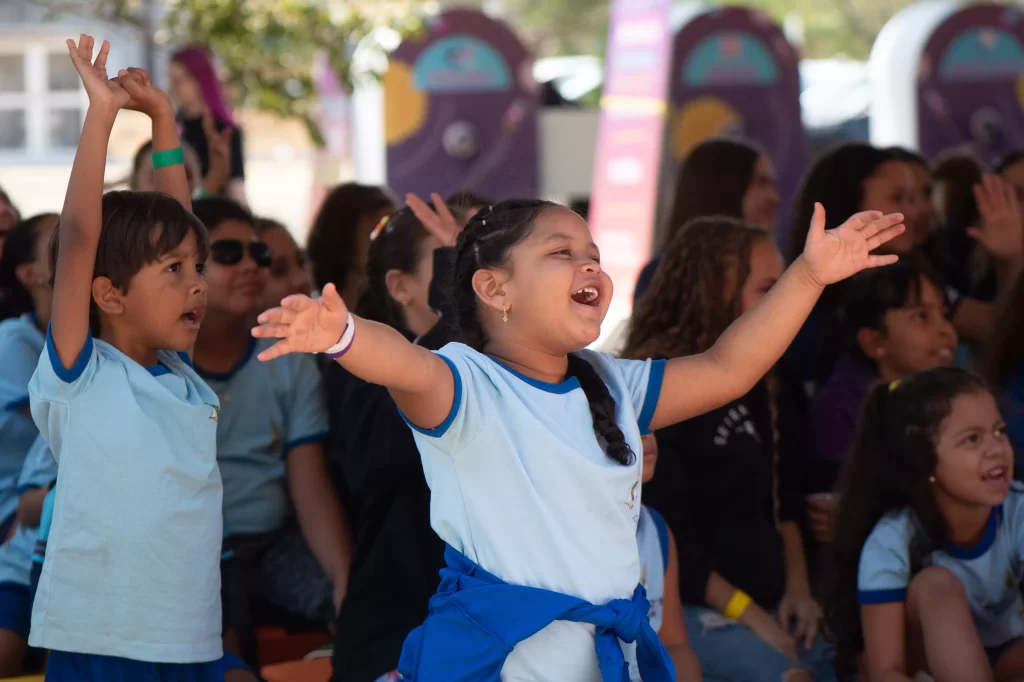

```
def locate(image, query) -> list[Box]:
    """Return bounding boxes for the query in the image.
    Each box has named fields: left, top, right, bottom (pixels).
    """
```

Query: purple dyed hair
left=171, top=46, right=234, bottom=125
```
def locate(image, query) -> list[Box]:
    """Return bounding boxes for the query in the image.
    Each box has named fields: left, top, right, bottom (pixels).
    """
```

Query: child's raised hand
left=253, top=283, right=350, bottom=362
left=968, top=173, right=1023, bottom=263
left=406, top=192, right=463, bottom=246
left=66, top=35, right=129, bottom=112
left=117, top=68, right=173, bottom=121
left=798, top=204, right=905, bottom=287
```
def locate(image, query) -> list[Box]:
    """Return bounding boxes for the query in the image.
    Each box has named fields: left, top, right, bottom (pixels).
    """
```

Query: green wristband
left=151, top=147, right=185, bottom=169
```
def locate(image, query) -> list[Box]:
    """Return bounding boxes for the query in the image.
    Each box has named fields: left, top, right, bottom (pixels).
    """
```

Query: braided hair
left=451, top=199, right=635, bottom=466
left=624, top=216, right=771, bottom=360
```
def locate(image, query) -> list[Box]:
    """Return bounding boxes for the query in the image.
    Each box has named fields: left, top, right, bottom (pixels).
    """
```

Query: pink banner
left=589, top=0, right=673, bottom=311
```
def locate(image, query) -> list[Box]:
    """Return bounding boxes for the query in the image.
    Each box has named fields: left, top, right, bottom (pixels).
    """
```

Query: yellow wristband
left=724, top=590, right=752, bottom=620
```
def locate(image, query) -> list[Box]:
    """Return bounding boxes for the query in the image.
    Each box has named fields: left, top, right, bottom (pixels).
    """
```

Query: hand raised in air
left=66, top=35, right=130, bottom=113
left=799, top=204, right=905, bottom=287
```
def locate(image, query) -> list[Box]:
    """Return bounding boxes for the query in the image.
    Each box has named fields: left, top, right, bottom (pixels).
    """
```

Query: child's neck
left=484, top=338, right=570, bottom=384
left=101, top=325, right=160, bottom=368
left=193, top=311, right=254, bottom=374
left=939, top=496, right=993, bottom=549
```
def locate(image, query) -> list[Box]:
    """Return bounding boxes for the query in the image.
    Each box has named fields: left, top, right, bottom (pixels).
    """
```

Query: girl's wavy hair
left=624, top=216, right=771, bottom=360
left=307, top=183, right=394, bottom=295
left=451, top=199, right=635, bottom=466
left=827, top=366, right=991, bottom=678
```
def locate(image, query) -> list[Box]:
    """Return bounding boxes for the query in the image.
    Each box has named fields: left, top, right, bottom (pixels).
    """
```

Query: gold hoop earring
left=502, top=304, right=509, bottom=323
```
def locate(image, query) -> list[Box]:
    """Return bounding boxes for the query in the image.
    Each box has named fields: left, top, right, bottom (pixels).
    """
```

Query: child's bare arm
left=117, top=69, right=191, bottom=211
left=51, top=36, right=129, bottom=367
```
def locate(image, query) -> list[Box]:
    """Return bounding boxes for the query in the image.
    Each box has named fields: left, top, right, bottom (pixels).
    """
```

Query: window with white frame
left=0, top=42, right=86, bottom=159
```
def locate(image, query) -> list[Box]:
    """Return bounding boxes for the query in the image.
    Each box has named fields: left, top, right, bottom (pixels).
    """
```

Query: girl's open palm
left=253, top=283, right=350, bottom=362
left=800, top=204, right=905, bottom=287
left=67, top=35, right=129, bottom=111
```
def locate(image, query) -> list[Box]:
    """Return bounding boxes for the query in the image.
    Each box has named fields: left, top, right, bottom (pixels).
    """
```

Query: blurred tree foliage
left=38, top=0, right=425, bottom=144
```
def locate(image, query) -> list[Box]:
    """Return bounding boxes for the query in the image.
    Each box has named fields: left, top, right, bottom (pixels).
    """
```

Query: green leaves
left=50, top=0, right=424, bottom=145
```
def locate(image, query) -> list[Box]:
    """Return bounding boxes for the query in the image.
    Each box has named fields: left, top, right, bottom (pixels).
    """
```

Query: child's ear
left=384, top=269, right=411, bottom=307
left=857, top=327, right=887, bottom=361
left=92, top=277, right=125, bottom=316
left=471, top=267, right=508, bottom=315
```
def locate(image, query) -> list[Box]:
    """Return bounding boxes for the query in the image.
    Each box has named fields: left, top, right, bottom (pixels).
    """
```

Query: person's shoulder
left=865, top=509, right=912, bottom=549
left=0, top=314, right=44, bottom=354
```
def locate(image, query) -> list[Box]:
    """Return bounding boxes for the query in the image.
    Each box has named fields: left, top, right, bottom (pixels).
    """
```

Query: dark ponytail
left=0, top=214, right=57, bottom=321
left=451, top=199, right=635, bottom=466
left=354, top=207, right=432, bottom=333
left=828, top=366, right=989, bottom=678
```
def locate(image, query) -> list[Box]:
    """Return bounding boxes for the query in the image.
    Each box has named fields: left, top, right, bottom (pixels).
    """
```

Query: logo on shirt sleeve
left=210, top=406, right=220, bottom=422
left=625, top=480, right=639, bottom=510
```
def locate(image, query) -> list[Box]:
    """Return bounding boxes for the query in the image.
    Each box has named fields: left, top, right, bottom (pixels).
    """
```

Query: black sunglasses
left=210, top=239, right=272, bottom=268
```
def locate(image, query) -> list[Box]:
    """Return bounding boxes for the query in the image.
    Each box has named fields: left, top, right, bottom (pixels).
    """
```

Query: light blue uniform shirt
left=858, top=486, right=1024, bottom=647
left=0, top=313, right=45, bottom=524
left=0, top=435, right=56, bottom=587
left=28, top=331, right=223, bottom=663
left=402, top=342, right=665, bottom=682
left=196, top=338, right=329, bottom=535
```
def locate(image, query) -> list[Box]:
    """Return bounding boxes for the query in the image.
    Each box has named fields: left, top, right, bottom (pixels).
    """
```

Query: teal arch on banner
left=939, top=27, right=1024, bottom=80
left=683, top=32, right=779, bottom=86
left=413, top=35, right=512, bottom=93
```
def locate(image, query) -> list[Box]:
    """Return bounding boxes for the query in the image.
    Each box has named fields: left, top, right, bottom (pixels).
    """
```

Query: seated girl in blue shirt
left=254, top=192, right=904, bottom=680
left=829, top=367, right=1023, bottom=681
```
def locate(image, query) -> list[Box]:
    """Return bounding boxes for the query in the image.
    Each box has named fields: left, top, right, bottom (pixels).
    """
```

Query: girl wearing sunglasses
left=190, top=197, right=351, bottom=668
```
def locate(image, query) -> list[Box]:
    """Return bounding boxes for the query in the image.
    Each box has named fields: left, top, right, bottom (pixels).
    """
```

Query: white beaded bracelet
left=324, top=313, right=356, bottom=359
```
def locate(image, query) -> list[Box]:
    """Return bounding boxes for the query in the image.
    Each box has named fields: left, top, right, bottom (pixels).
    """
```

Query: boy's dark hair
left=787, top=143, right=897, bottom=264
left=660, top=138, right=762, bottom=250
left=624, top=216, right=770, bottom=361
left=827, top=366, right=992, bottom=678
left=354, top=207, right=433, bottom=334
left=452, top=199, right=635, bottom=467
left=49, top=191, right=209, bottom=333
left=0, top=214, right=58, bottom=321
left=307, top=183, right=395, bottom=293
left=192, top=196, right=254, bottom=233
left=818, top=256, right=948, bottom=383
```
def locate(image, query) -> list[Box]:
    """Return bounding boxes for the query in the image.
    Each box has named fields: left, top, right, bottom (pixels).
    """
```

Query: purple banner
left=668, top=7, right=805, bottom=242
left=384, top=9, right=539, bottom=200
left=918, top=4, right=1024, bottom=166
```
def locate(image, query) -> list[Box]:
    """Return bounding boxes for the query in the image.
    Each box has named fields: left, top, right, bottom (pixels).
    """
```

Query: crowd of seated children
left=4, top=35, right=1024, bottom=682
